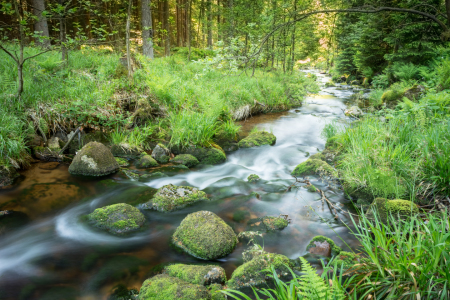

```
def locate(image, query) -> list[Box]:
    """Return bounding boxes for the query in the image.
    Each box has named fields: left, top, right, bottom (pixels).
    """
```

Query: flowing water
left=0, top=71, right=363, bottom=300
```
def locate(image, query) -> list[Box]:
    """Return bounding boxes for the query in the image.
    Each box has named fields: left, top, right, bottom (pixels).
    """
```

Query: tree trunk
left=126, top=0, right=133, bottom=77
left=141, top=0, right=154, bottom=58
left=207, top=0, right=212, bottom=48
left=446, top=0, right=450, bottom=27
left=227, top=0, right=233, bottom=42
left=163, top=0, right=170, bottom=56
left=188, top=0, right=192, bottom=59
left=32, top=0, right=50, bottom=48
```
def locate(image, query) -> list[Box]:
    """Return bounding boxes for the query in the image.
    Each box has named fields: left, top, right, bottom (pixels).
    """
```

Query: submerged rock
left=306, top=235, right=341, bottom=257
left=247, top=174, right=260, bottom=183
left=69, top=142, right=119, bottom=176
left=291, top=158, right=336, bottom=178
left=163, top=264, right=226, bottom=286
left=87, top=203, right=146, bottom=235
left=111, top=143, right=143, bottom=158
left=151, top=143, right=170, bottom=164
left=172, top=211, right=238, bottom=260
left=184, top=147, right=226, bottom=165
left=0, top=166, right=19, bottom=189
left=143, top=184, right=208, bottom=212
left=248, top=216, right=289, bottom=232
left=238, top=131, right=276, bottom=148
left=171, top=154, right=199, bottom=168
left=138, top=274, right=211, bottom=300
left=135, top=154, right=158, bottom=169
left=370, top=198, right=419, bottom=223
left=138, top=172, right=168, bottom=182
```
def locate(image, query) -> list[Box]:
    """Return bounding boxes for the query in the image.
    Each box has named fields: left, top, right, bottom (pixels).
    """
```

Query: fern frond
left=298, top=257, right=328, bottom=299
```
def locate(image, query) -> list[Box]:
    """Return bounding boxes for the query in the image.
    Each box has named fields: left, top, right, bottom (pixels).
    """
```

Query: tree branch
left=0, top=44, right=19, bottom=63
left=22, top=48, right=53, bottom=65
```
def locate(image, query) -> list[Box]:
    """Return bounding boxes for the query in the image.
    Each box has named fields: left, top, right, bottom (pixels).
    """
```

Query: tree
left=32, top=0, right=50, bottom=48
left=141, top=0, right=154, bottom=58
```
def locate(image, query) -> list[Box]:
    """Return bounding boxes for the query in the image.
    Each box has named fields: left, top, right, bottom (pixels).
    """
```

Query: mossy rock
left=291, top=158, right=336, bottom=178
left=138, top=274, right=211, bottom=300
left=227, top=251, right=292, bottom=289
left=238, top=131, right=276, bottom=148
left=248, top=216, right=289, bottom=232
left=111, top=143, right=143, bottom=158
left=172, top=211, right=238, bottom=260
left=184, top=147, right=226, bottom=165
left=233, top=210, right=250, bottom=222
left=0, top=166, right=19, bottom=189
left=143, top=184, right=209, bottom=212
left=307, top=184, right=318, bottom=193
left=247, top=174, right=260, bottom=183
left=135, top=154, right=158, bottom=169
left=371, top=198, right=419, bottom=224
left=306, top=235, right=342, bottom=257
left=325, top=81, right=336, bottom=87
left=381, top=89, right=405, bottom=103
left=121, top=169, right=141, bottom=181
left=333, top=251, right=370, bottom=272
left=171, top=154, right=199, bottom=168
left=152, top=143, right=170, bottom=164
left=309, top=152, right=324, bottom=161
left=138, top=172, right=168, bottom=182
left=115, top=157, right=130, bottom=167
left=208, top=284, right=227, bottom=300
left=163, top=264, right=226, bottom=286
left=97, top=179, right=120, bottom=189
left=87, top=203, right=146, bottom=235
left=69, top=142, right=119, bottom=176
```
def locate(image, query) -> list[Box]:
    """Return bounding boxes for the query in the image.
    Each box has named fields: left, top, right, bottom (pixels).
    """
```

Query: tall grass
left=0, top=111, right=30, bottom=167
left=169, top=111, right=218, bottom=148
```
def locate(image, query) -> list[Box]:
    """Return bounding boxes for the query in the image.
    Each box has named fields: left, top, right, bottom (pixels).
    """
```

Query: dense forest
left=1, top=0, right=450, bottom=299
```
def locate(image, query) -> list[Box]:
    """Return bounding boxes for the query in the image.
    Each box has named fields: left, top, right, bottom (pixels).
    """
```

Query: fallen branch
left=58, top=127, right=81, bottom=155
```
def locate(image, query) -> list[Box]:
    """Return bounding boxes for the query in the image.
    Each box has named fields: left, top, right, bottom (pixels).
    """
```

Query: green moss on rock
left=163, top=264, right=226, bottom=286
left=171, top=154, right=199, bottom=168
left=381, top=89, right=405, bottom=103
left=87, top=203, right=146, bottom=235
left=307, top=184, right=318, bottom=192
left=184, top=147, right=226, bottom=165
left=111, top=143, right=143, bottom=158
left=238, top=131, right=276, bottom=148
left=138, top=172, right=168, bottom=182
left=135, top=154, right=158, bottom=169
left=115, top=157, right=130, bottom=167
left=69, top=142, right=119, bottom=176
left=138, top=274, right=211, bottom=300
left=172, top=211, right=238, bottom=260
left=247, top=174, right=260, bottom=183
left=208, top=284, right=226, bottom=300
left=143, top=184, right=209, bottom=212
left=248, top=216, right=289, bottom=232
left=0, top=166, right=19, bottom=189
left=306, top=235, right=342, bottom=257
left=152, top=143, right=170, bottom=164
left=291, top=158, right=336, bottom=178
left=371, top=198, right=419, bottom=223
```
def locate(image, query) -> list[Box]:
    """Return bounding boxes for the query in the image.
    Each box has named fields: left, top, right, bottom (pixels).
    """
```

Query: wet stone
left=143, top=184, right=209, bottom=212
left=308, top=241, right=331, bottom=257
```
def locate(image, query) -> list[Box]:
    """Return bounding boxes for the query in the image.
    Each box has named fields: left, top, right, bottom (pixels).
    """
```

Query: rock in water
left=306, top=235, right=341, bottom=257
left=238, top=131, right=276, bottom=148
left=171, top=154, right=199, bottom=168
left=184, top=147, right=226, bottom=165
left=163, top=264, right=226, bottom=286
left=143, top=184, right=209, bottom=212
left=172, top=211, right=238, bottom=260
left=0, top=166, right=19, bottom=189
left=87, top=203, right=146, bottom=235
left=345, top=106, right=363, bottom=117
left=111, top=143, right=143, bottom=158
left=291, top=158, right=336, bottom=178
left=135, top=154, right=158, bottom=169
left=138, top=274, right=211, bottom=300
left=69, top=142, right=119, bottom=176
left=247, top=174, right=260, bottom=183
left=151, top=143, right=170, bottom=164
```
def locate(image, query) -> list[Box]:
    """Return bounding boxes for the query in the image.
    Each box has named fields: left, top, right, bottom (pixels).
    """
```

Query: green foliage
left=0, top=110, right=30, bottom=167
left=436, top=56, right=450, bottom=90
left=169, top=111, right=218, bottom=149
left=392, top=62, right=421, bottom=82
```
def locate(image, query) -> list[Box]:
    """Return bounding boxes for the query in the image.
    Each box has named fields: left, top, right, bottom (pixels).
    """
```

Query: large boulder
left=151, top=143, right=170, bottom=164
left=135, top=154, right=158, bottom=169
left=0, top=166, right=19, bottom=189
left=87, top=203, right=146, bottom=235
left=111, top=143, right=143, bottom=158
left=69, top=142, right=119, bottom=176
left=172, top=211, right=238, bottom=260
left=306, top=235, right=341, bottom=257
left=171, top=154, right=199, bottom=168
left=163, top=264, right=226, bottom=286
left=291, top=158, right=336, bottom=178
left=143, top=184, right=209, bottom=212
left=184, top=147, right=226, bottom=165
left=238, top=131, right=276, bottom=148
left=370, top=198, right=419, bottom=223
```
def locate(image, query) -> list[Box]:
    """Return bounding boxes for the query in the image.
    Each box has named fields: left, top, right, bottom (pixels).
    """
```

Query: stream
left=0, top=71, right=363, bottom=300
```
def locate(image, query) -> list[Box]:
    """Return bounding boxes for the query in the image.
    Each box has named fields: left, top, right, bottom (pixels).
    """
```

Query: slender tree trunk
left=188, top=0, right=192, bottom=59
left=32, top=0, right=50, bottom=48
left=141, top=0, right=154, bottom=58
left=126, top=0, right=133, bottom=77
left=163, top=0, right=170, bottom=56
left=206, top=0, right=212, bottom=48
left=227, top=0, right=233, bottom=42
left=446, top=0, right=450, bottom=27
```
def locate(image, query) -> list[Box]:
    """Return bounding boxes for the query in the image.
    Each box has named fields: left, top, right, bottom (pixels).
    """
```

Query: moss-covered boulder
left=135, top=154, right=158, bottom=169
left=87, top=203, right=146, bottom=235
left=171, top=154, right=199, bottom=168
left=184, top=147, right=226, bottom=165
left=381, top=89, right=405, bottom=103
left=69, top=142, right=119, bottom=176
left=151, top=143, right=170, bottom=164
left=172, top=211, right=238, bottom=260
left=306, top=235, right=341, bottom=257
left=404, top=85, right=425, bottom=100
left=0, top=166, right=19, bottom=189
left=248, top=216, right=289, bottom=232
left=238, top=131, right=276, bottom=148
left=247, top=174, right=260, bottom=183
left=208, top=284, right=227, bottom=300
left=227, top=251, right=292, bottom=289
left=291, top=158, right=336, bottom=178
left=163, top=264, right=226, bottom=286
left=143, top=184, right=209, bottom=212
left=371, top=198, right=419, bottom=223
left=111, top=143, right=143, bottom=158
left=138, top=274, right=211, bottom=300
left=115, top=157, right=130, bottom=167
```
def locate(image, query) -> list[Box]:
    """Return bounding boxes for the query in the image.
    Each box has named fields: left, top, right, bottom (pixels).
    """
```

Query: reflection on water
left=0, top=71, right=361, bottom=299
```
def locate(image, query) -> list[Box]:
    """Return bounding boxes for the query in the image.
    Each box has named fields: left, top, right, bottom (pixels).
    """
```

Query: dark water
left=0, top=71, right=362, bottom=300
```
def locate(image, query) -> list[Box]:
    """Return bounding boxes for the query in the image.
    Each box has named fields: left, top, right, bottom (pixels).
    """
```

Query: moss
left=138, top=172, right=168, bottom=182
left=291, top=158, right=336, bottom=178
left=233, top=210, right=250, bottom=222
left=114, top=157, right=130, bottom=167
left=69, top=142, right=119, bottom=176
left=152, top=143, right=170, bottom=163
left=172, top=211, right=238, bottom=260
left=208, top=284, right=226, bottom=300
left=381, top=89, right=405, bottom=103
left=247, top=174, right=260, bottom=183
left=184, top=147, right=226, bottom=165
left=171, top=154, right=199, bottom=168
left=309, top=152, right=324, bottom=161
left=238, top=131, right=276, bottom=148
left=163, top=264, right=226, bottom=285
left=144, top=184, right=209, bottom=212
left=97, top=179, right=119, bottom=188
left=248, top=216, right=288, bottom=232
left=138, top=274, right=211, bottom=300
left=87, top=203, right=146, bottom=235
left=307, top=184, right=318, bottom=192
left=121, top=169, right=141, bottom=181
left=306, top=235, right=342, bottom=257
left=227, top=252, right=292, bottom=289
left=371, top=198, right=419, bottom=223
left=334, top=251, right=370, bottom=271
left=111, top=143, right=143, bottom=158
left=135, top=154, right=158, bottom=169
